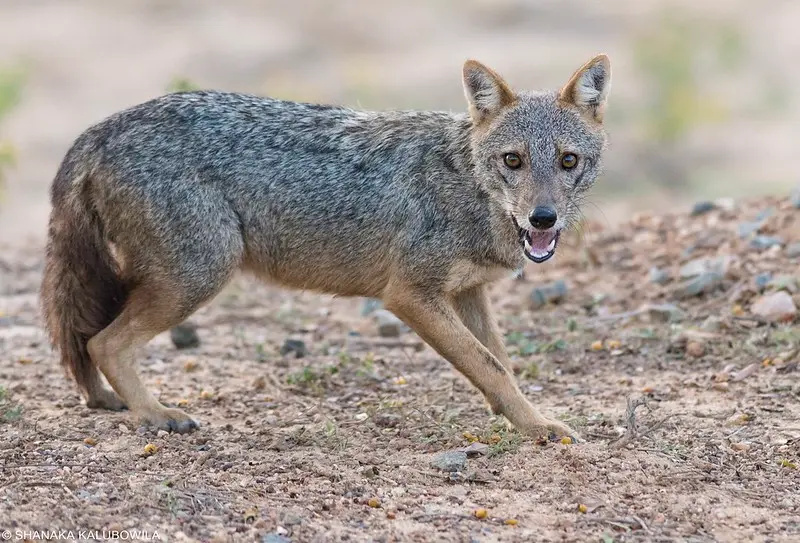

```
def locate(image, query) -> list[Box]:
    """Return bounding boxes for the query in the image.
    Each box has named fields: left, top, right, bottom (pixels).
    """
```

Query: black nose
left=528, top=206, right=557, bottom=230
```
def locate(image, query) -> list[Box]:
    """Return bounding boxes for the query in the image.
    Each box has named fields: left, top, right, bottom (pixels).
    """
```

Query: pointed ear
left=462, top=60, right=516, bottom=124
left=558, top=54, right=611, bottom=122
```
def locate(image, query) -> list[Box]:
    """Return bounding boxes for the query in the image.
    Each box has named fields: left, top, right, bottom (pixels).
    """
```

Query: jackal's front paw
left=520, top=418, right=580, bottom=444
left=137, top=407, right=200, bottom=434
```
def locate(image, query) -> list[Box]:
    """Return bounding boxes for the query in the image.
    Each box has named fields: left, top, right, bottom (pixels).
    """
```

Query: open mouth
left=512, top=217, right=560, bottom=263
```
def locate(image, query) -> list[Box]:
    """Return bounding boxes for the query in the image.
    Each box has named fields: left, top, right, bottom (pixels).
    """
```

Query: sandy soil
left=1, top=193, right=798, bottom=542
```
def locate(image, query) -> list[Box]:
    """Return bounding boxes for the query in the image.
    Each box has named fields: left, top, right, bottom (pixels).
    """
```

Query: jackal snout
left=528, top=205, right=557, bottom=230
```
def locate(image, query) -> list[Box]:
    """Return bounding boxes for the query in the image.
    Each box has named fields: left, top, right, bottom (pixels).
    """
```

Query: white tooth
left=524, top=239, right=532, bottom=253
left=547, top=238, right=556, bottom=251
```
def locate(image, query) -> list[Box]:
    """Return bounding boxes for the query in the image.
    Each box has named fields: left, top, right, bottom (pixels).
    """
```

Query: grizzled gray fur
left=41, top=55, right=611, bottom=438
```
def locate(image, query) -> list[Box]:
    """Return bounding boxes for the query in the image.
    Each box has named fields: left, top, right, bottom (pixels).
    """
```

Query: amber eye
left=503, top=153, right=522, bottom=169
left=561, top=153, right=578, bottom=170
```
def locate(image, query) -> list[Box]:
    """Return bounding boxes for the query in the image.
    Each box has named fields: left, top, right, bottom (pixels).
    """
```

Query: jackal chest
left=443, top=259, right=509, bottom=293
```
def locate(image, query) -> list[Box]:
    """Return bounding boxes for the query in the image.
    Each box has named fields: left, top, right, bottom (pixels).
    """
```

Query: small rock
left=732, top=363, right=758, bottom=382
left=790, top=185, right=800, bottom=209
left=686, top=341, right=705, bottom=358
left=361, top=298, right=383, bottom=317
left=170, top=323, right=200, bottom=349
left=529, top=280, right=568, bottom=309
left=280, top=339, right=308, bottom=358
left=750, top=291, right=796, bottom=322
left=690, top=201, right=715, bottom=216
left=156, top=429, right=169, bottom=438
left=737, top=220, right=764, bottom=239
left=730, top=441, right=752, bottom=452
left=430, top=451, right=468, bottom=472
left=460, top=442, right=490, bottom=457
left=786, top=242, right=800, bottom=259
left=701, top=316, right=723, bottom=332
left=749, top=235, right=783, bottom=250
left=263, top=531, right=291, bottom=543
left=679, top=256, right=731, bottom=279
left=647, top=303, right=685, bottom=323
left=648, top=267, right=670, bottom=285
left=373, top=309, right=405, bottom=338
left=672, top=272, right=724, bottom=299
left=754, top=272, right=773, bottom=292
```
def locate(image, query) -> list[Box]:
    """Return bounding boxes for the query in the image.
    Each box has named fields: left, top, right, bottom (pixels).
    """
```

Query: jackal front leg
left=452, top=286, right=514, bottom=373
left=384, top=289, right=577, bottom=441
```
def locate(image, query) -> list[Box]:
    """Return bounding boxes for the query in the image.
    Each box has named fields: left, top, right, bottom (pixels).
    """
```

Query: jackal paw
left=137, top=407, right=200, bottom=434
left=86, top=388, right=127, bottom=411
left=521, top=418, right=580, bottom=444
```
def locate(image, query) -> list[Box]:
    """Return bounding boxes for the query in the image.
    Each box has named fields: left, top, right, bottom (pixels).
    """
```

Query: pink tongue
left=528, top=231, right=554, bottom=252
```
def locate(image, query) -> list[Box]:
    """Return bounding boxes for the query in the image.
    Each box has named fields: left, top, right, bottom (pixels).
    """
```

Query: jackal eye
left=560, top=153, right=578, bottom=170
left=503, top=153, right=522, bottom=169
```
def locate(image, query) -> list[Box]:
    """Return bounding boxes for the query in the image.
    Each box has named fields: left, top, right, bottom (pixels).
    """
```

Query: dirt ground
left=1, top=193, right=798, bottom=542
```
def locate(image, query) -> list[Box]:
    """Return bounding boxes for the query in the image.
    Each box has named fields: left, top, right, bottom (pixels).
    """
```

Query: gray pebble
left=280, top=339, right=307, bottom=358
left=431, top=450, right=468, bottom=472
left=690, top=201, right=715, bottom=216
left=373, top=309, right=405, bottom=338
left=791, top=185, right=800, bottom=209
left=647, top=303, right=685, bottom=323
left=786, top=242, right=800, bottom=259
left=529, top=280, right=568, bottom=309
left=749, top=236, right=783, bottom=250
left=648, top=267, right=671, bottom=285
left=170, top=322, right=200, bottom=349
left=672, top=271, right=724, bottom=299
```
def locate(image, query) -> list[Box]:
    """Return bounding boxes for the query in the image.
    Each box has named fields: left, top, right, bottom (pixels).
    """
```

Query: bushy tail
left=40, top=162, right=128, bottom=395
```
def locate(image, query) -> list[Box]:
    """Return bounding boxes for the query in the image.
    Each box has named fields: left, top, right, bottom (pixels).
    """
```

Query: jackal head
left=462, top=54, right=611, bottom=263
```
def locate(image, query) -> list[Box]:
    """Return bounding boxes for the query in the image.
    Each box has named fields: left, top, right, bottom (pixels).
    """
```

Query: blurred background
left=0, top=0, right=798, bottom=245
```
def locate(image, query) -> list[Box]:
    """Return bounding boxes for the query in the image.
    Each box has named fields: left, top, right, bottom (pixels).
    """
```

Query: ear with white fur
left=462, top=60, right=516, bottom=124
left=558, top=54, right=611, bottom=122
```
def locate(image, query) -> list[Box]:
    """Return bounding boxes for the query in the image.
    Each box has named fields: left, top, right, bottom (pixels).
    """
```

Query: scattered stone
left=686, top=341, right=705, bottom=358
left=361, top=298, right=383, bottom=317
left=647, top=303, right=685, bottom=323
left=732, top=363, right=758, bottom=382
left=750, top=291, right=797, bottom=322
left=754, top=272, right=773, bottom=292
left=786, top=242, right=800, bottom=259
left=430, top=451, right=468, bottom=472
left=737, top=220, right=764, bottom=239
left=730, top=441, right=752, bottom=452
left=529, top=280, right=568, bottom=309
left=460, top=442, right=490, bottom=457
left=749, top=235, right=783, bottom=250
left=170, top=322, right=200, bottom=349
left=373, top=309, right=405, bottom=338
left=280, top=339, right=308, bottom=358
left=690, top=201, right=715, bottom=216
left=648, top=267, right=670, bottom=285
left=701, top=316, right=723, bottom=332
left=672, top=272, right=724, bottom=299
left=679, top=256, right=732, bottom=279
left=790, top=185, right=800, bottom=209
left=264, top=528, right=291, bottom=543
left=756, top=207, right=776, bottom=221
